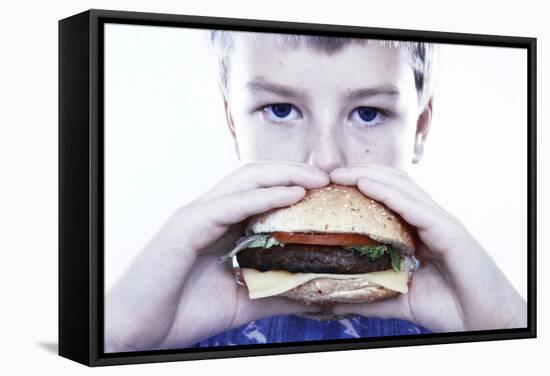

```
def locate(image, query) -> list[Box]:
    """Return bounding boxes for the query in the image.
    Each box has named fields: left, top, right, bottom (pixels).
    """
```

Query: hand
left=104, top=161, right=330, bottom=352
left=329, top=164, right=527, bottom=332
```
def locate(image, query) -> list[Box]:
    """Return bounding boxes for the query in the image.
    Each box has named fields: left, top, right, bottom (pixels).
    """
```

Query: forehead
left=228, top=33, right=416, bottom=97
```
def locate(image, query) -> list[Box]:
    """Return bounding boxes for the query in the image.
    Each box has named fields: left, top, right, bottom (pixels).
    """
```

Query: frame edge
left=58, top=10, right=93, bottom=367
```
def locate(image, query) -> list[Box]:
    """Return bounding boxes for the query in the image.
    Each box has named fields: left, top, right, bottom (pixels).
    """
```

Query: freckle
left=365, top=149, right=370, bottom=153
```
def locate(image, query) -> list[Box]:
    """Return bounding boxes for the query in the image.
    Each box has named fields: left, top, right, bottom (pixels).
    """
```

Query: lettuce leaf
left=246, top=235, right=285, bottom=249
left=344, top=245, right=387, bottom=258
left=343, top=244, right=401, bottom=272
left=389, top=248, right=401, bottom=272
left=218, top=235, right=284, bottom=262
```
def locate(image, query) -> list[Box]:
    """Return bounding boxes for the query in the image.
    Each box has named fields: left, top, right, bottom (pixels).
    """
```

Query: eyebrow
left=344, top=85, right=401, bottom=101
left=246, top=79, right=307, bottom=99
left=246, top=78, right=401, bottom=101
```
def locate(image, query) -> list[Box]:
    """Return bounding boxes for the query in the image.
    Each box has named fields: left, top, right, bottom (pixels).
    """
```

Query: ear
left=223, top=96, right=241, bottom=161
left=412, top=96, right=433, bottom=164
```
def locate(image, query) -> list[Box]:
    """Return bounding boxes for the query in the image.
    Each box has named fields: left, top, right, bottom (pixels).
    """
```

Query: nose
left=306, top=130, right=345, bottom=174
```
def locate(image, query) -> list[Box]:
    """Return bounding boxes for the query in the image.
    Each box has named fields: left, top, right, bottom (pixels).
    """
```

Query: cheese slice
left=241, top=268, right=408, bottom=299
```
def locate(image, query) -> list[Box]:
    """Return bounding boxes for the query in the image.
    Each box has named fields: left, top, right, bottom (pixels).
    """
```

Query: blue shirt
left=191, top=314, right=431, bottom=347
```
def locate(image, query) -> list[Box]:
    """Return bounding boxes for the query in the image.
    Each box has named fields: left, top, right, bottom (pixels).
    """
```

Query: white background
left=103, top=24, right=527, bottom=298
left=0, top=0, right=547, bottom=375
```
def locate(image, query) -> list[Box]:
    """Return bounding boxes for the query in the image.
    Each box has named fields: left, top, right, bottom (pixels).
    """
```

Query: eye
left=350, top=106, right=387, bottom=127
left=262, top=103, right=301, bottom=123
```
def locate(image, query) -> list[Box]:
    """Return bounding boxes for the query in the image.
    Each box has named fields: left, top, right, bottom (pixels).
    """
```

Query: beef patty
left=236, top=244, right=392, bottom=274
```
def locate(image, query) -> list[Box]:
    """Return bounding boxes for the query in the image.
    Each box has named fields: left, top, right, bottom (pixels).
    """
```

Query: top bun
left=246, top=184, right=415, bottom=256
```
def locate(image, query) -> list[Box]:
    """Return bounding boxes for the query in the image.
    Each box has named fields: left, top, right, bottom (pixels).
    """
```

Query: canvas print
left=101, top=23, right=528, bottom=353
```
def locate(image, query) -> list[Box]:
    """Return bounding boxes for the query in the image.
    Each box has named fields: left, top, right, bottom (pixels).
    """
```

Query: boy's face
left=222, top=34, right=431, bottom=172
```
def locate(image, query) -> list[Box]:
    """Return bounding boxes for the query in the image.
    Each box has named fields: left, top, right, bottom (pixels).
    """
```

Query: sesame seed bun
left=246, top=184, right=415, bottom=256
left=282, top=278, right=399, bottom=304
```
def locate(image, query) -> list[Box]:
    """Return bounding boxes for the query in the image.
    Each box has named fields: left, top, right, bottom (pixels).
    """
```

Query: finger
left=356, top=177, right=435, bottom=230
left=331, top=164, right=425, bottom=198
left=196, top=221, right=247, bottom=255
left=355, top=178, right=462, bottom=254
left=330, top=164, right=441, bottom=211
left=180, top=186, right=306, bottom=252
left=195, top=161, right=329, bottom=204
left=205, top=186, right=306, bottom=226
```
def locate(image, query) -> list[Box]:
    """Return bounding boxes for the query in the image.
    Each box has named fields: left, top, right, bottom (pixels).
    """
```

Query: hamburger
left=219, top=184, right=417, bottom=305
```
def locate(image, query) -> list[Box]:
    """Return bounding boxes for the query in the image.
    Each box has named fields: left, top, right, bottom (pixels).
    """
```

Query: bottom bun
left=280, top=277, right=401, bottom=305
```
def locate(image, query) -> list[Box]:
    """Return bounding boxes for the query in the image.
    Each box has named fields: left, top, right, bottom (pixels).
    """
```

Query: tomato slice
left=272, top=232, right=381, bottom=246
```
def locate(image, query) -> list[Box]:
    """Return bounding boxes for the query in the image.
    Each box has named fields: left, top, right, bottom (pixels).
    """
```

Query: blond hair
left=209, top=31, right=438, bottom=110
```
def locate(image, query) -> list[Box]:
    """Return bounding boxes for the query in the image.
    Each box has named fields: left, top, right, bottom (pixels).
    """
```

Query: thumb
left=199, top=221, right=246, bottom=255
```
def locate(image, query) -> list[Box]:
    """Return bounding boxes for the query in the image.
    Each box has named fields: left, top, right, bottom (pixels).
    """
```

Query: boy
left=104, top=31, right=526, bottom=351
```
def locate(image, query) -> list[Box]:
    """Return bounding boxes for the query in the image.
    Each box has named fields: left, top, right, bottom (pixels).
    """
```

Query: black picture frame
left=59, top=8, right=537, bottom=367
